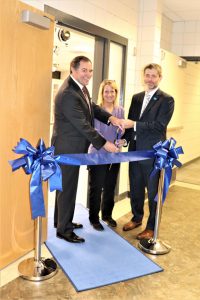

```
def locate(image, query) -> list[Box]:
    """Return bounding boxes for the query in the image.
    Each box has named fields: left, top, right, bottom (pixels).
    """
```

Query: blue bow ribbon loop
left=9, top=138, right=62, bottom=219
left=151, top=137, right=184, bottom=203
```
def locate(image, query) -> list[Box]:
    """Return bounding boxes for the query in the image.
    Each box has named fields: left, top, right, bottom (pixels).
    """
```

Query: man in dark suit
left=122, top=63, right=174, bottom=240
left=51, top=56, right=124, bottom=243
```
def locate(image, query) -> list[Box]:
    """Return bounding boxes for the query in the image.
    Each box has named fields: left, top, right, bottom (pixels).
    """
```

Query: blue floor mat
left=45, top=203, right=163, bottom=291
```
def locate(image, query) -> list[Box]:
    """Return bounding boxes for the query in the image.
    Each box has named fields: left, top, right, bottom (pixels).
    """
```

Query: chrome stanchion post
left=18, top=216, right=58, bottom=281
left=35, top=216, right=42, bottom=262
left=153, top=169, right=164, bottom=242
left=138, top=169, right=171, bottom=255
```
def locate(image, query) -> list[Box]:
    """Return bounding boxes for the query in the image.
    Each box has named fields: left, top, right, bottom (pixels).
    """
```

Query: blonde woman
left=88, top=80, right=125, bottom=231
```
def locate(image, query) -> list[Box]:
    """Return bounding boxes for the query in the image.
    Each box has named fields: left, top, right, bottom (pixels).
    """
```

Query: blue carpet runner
left=45, top=203, right=163, bottom=291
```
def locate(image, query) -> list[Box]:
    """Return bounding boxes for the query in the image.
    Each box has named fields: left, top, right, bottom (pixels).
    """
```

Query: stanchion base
left=18, top=257, right=58, bottom=281
left=138, top=238, right=171, bottom=255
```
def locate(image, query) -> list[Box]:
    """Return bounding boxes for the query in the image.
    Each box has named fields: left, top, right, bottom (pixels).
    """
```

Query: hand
left=123, top=119, right=134, bottom=128
left=103, top=141, right=119, bottom=153
left=108, top=116, right=125, bottom=130
left=117, top=127, right=125, bottom=135
left=115, top=139, right=127, bottom=148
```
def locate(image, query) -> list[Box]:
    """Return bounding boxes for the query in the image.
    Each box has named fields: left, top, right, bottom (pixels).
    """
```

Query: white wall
left=134, top=0, right=163, bottom=93
left=172, top=20, right=200, bottom=57
left=160, top=13, right=200, bottom=58
left=161, top=15, right=173, bottom=51
left=160, top=50, right=200, bottom=164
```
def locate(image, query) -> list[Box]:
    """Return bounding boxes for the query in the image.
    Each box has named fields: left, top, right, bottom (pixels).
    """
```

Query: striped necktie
left=139, top=91, right=151, bottom=118
left=82, top=86, right=91, bottom=112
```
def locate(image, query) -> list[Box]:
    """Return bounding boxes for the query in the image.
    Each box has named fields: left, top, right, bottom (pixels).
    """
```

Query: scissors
left=114, top=128, right=122, bottom=148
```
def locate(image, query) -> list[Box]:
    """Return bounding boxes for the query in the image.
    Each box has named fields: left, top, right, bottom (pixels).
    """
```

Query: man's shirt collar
left=70, top=75, right=84, bottom=90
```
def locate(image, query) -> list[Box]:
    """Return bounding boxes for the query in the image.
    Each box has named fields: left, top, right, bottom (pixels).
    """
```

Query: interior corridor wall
left=160, top=50, right=200, bottom=163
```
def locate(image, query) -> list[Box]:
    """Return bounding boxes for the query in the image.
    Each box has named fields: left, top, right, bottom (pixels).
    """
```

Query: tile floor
left=1, top=159, right=200, bottom=300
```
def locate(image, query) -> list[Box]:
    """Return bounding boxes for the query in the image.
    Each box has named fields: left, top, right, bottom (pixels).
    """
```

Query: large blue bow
left=151, top=137, right=184, bottom=203
left=9, top=138, right=62, bottom=219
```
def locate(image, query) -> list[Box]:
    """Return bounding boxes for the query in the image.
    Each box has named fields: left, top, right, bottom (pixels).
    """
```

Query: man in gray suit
left=122, top=63, right=174, bottom=240
left=51, top=56, right=124, bottom=243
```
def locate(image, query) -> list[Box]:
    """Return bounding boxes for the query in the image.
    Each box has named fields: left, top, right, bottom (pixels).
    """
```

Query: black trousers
left=54, top=164, right=80, bottom=234
left=129, top=159, right=160, bottom=230
left=88, top=163, right=120, bottom=223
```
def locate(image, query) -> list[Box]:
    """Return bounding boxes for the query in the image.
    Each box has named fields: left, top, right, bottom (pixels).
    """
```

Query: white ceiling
left=163, top=0, right=200, bottom=21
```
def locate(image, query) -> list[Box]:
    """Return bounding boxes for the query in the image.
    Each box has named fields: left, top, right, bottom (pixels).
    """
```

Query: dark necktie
left=82, top=86, right=91, bottom=112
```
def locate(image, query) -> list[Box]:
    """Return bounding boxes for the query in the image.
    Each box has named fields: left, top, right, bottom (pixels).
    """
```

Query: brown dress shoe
left=123, top=220, right=142, bottom=231
left=136, top=229, right=154, bottom=240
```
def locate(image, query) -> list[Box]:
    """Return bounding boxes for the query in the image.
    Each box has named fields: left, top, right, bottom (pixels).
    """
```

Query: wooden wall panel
left=0, top=0, right=54, bottom=268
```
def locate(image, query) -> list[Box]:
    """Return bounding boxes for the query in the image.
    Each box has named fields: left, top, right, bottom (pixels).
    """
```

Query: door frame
left=45, top=5, right=128, bottom=104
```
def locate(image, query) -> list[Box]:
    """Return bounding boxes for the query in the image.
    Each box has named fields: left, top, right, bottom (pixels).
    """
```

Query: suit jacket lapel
left=136, top=92, right=145, bottom=119
left=68, top=76, right=94, bottom=123
left=68, top=76, right=85, bottom=101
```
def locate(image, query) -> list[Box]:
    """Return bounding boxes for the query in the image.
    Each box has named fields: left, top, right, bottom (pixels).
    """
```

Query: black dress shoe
left=91, top=222, right=104, bottom=231
left=72, top=222, right=83, bottom=229
left=54, top=222, right=83, bottom=229
left=56, top=231, right=85, bottom=243
left=102, top=216, right=117, bottom=227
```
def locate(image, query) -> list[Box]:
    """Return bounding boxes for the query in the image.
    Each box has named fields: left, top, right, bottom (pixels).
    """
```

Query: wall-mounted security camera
left=58, top=29, right=71, bottom=44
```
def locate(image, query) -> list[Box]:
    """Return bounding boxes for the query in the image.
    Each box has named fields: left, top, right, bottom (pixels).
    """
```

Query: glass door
left=108, top=42, right=124, bottom=105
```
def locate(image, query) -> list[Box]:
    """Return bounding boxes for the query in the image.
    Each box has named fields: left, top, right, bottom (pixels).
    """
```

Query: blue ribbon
left=9, top=137, right=183, bottom=219
left=9, top=138, right=62, bottom=219
left=151, top=137, right=184, bottom=203
left=55, top=150, right=155, bottom=166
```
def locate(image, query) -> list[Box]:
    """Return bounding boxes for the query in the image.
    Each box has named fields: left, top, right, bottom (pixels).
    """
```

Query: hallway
left=1, top=159, right=200, bottom=300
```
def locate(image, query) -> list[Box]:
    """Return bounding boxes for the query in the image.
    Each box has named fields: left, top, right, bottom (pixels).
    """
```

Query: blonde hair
left=97, top=79, right=119, bottom=107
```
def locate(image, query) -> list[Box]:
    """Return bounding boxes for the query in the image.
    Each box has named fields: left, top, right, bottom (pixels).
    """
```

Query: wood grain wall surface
left=0, top=0, right=54, bottom=269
